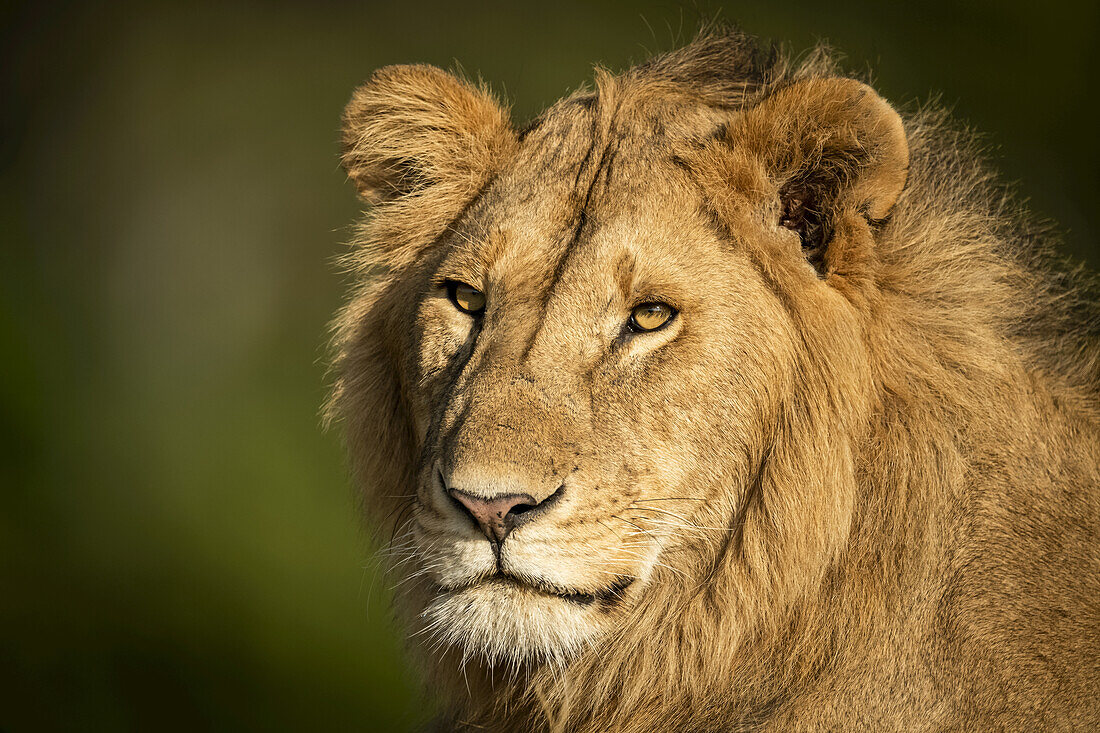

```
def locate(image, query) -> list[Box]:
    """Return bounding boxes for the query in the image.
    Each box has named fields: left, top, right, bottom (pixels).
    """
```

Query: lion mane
left=328, top=28, right=1100, bottom=731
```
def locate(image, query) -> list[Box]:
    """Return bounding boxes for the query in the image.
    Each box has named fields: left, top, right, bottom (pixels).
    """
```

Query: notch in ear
left=341, top=65, right=516, bottom=204
left=735, top=77, right=909, bottom=274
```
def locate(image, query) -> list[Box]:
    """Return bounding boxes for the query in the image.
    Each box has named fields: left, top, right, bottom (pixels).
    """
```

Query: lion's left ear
left=341, top=64, right=516, bottom=204
left=340, top=65, right=517, bottom=269
left=731, top=78, right=909, bottom=274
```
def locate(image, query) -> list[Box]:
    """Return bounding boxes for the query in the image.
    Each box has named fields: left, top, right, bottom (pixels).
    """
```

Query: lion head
left=327, top=29, right=1098, bottom=732
left=331, top=27, right=908, bottom=695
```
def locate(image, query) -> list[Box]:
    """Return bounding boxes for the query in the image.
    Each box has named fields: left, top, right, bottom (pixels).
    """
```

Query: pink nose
left=448, top=489, right=539, bottom=545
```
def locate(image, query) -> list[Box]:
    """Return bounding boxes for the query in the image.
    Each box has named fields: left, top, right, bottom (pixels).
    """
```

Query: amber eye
left=446, top=280, right=486, bottom=315
left=629, top=302, right=676, bottom=332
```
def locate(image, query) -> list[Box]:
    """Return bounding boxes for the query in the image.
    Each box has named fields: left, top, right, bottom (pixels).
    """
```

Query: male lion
left=328, top=29, right=1100, bottom=731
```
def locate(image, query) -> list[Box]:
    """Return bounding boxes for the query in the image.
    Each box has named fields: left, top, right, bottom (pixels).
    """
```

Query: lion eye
left=629, top=302, right=676, bottom=332
left=446, top=280, right=486, bottom=315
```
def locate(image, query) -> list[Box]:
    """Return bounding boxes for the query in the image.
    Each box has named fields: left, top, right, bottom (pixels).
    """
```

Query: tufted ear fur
left=732, top=78, right=909, bottom=275
left=341, top=64, right=516, bottom=203
left=340, top=66, right=517, bottom=271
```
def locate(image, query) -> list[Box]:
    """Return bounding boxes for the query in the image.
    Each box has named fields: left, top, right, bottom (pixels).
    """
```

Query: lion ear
left=734, top=78, right=909, bottom=273
left=341, top=65, right=516, bottom=204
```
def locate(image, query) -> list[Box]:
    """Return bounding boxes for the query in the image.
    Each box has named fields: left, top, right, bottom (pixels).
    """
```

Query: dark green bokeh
left=1, top=1, right=1096, bottom=730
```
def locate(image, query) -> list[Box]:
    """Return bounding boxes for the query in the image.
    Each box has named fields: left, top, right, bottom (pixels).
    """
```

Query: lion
left=327, top=28, right=1100, bottom=731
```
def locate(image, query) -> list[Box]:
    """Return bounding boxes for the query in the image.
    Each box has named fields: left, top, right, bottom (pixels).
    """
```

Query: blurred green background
left=1, top=0, right=1096, bottom=730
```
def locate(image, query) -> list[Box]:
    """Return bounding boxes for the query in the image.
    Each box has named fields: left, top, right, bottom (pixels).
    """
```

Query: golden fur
left=328, top=29, right=1100, bottom=731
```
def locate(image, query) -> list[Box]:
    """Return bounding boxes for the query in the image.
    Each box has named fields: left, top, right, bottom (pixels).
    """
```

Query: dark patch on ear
left=779, top=177, right=836, bottom=276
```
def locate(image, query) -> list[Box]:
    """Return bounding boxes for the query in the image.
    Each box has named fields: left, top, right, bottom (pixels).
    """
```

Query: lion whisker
left=612, top=514, right=658, bottom=539
left=628, top=505, right=696, bottom=523
left=631, top=497, right=708, bottom=502
left=642, top=517, right=735, bottom=533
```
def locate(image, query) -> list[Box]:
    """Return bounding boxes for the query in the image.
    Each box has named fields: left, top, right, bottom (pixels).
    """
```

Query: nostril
left=508, top=502, right=538, bottom=517
left=503, top=484, right=564, bottom=530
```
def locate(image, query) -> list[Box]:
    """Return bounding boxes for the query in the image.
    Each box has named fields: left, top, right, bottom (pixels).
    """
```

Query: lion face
left=335, top=62, right=908, bottom=669
left=404, top=104, right=801, bottom=663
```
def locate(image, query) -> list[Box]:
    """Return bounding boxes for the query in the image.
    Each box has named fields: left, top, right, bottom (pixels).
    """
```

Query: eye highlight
left=445, top=280, right=486, bottom=315
left=629, top=302, right=676, bottom=333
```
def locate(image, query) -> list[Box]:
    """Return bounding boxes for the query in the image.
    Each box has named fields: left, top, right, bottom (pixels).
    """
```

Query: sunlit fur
left=328, top=29, right=1100, bottom=731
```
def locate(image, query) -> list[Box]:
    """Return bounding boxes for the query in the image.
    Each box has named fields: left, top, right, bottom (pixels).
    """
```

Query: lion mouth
left=444, top=573, right=635, bottom=607
left=551, top=575, right=635, bottom=607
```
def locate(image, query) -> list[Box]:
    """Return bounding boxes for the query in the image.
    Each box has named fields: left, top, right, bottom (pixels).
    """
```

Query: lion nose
left=447, top=488, right=555, bottom=546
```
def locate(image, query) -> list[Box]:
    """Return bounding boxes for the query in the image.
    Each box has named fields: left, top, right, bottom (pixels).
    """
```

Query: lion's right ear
left=688, top=77, right=908, bottom=288
left=341, top=65, right=516, bottom=204
left=736, top=78, right=909, bottom=280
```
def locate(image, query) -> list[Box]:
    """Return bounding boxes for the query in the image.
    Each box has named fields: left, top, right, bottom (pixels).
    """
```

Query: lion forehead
left=442, top=98, right=725, bottom=292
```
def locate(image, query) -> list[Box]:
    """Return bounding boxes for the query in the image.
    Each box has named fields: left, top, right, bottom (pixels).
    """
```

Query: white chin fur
left=419, top=579, right=605, bottom=669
